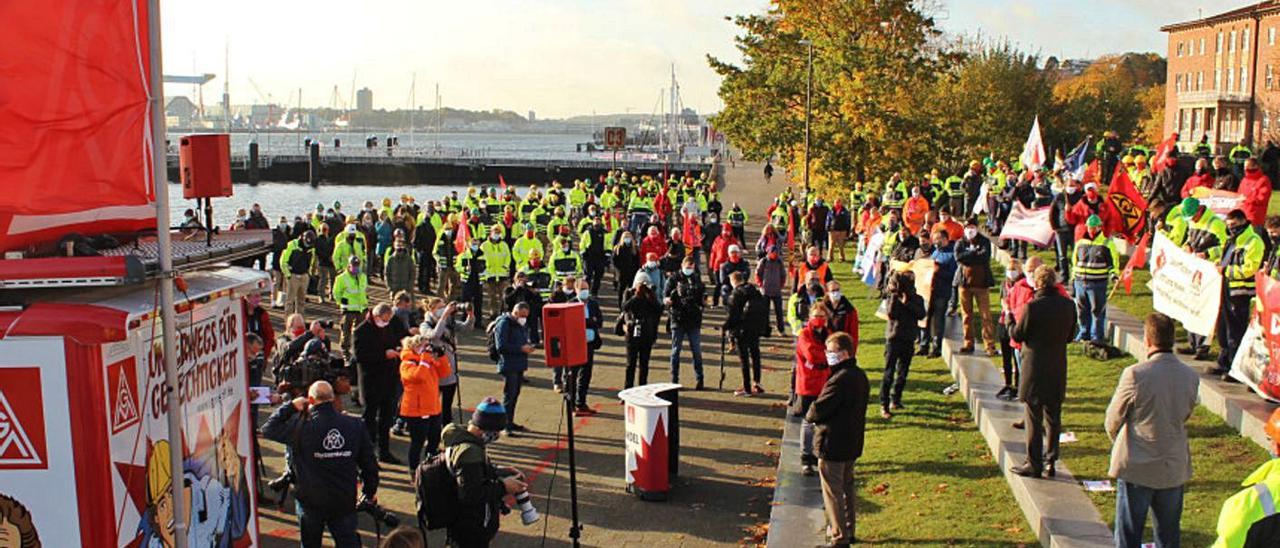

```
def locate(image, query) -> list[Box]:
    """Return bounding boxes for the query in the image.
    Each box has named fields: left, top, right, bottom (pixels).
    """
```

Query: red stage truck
left=0, top=266, right=269, bottom=547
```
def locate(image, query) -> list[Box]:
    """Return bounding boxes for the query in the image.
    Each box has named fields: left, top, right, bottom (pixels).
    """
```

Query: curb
left=765, top=416, right=827, bottom=547
left=939, top=322, right=1114, bottom=548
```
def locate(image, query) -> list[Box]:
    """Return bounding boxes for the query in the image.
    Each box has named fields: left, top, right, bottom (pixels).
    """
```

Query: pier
left=165, top=147, right=713, bottom=186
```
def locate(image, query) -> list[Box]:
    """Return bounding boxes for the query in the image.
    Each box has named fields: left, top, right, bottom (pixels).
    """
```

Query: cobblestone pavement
left=255, top=162, right=798, bottom=546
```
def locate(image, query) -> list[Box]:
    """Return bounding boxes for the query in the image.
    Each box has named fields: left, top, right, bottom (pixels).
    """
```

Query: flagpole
left=146, top=1, right=190, bottom=546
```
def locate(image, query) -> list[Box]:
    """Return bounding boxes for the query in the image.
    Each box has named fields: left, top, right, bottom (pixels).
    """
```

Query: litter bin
left=619, top=382, right=681, bottom=501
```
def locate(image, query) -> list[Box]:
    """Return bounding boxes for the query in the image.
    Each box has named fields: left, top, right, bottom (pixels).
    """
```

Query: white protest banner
left=1148, top=232, right=1222, bottom=336
left=998, top=204, right=1055, bottom=246
left=972, top=183, right=989, bottom=216
left=1229, top=321, right=1280, bottom=403
left=857, top=230, right=885, bottom=287
left=1190, top=187, right=1245, bottom=219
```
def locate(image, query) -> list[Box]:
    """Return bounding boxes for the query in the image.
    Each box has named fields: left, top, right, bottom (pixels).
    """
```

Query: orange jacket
left=399, top=348, right=452, bottom=417
left=903, top=196, right=930, bottom=235
left=933, top=218, right=963, bottom=242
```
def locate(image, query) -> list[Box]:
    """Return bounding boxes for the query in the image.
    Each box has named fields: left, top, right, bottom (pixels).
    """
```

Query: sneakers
left=553, top=383, right=564, bottom=393
left=734, top=389, right=752, bottom=397
left=889, top=401, right=905, bottom=411
left=915, top=346, right=930, bottom=356
left=880, top=407, right=892, bottom=419
left=573, top=405, right=597, bottom=417
left=1176, top=345, right=1196, bottom=355
left=752, top=383, right=765, bottom=395
left=995, top=386, right=1018, bottom=401
left=801, top=464, right=817, bottom=476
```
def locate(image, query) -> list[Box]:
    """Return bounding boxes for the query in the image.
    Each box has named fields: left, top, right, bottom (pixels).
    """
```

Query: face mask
left=964, top=228, right=978, bottom=240
left=1086, top=189, right=1099, bottom=199
left=828, top=291, right=842, bottom=302
left=623, top=237, right=634, bottom=244
left=563, top=287, right=575, bottom=295
left=826, top=352, right=843, bottom=366
left=525, top=231, right=535, bottom=238
left=577, top=290, right=590, bottom=300
left=482, top=431, right=500, bottom=444
left=291, top=327, right=306, bottom=337
left=1026, top=276, right=1039, bottom=290
left=490, top=234, right=501, bottom=241
left=767, top=252, right=778, bottom=260
left=681, top=267, right=695, bottom=276
left=940, top=215, right=950, bottom=223
left=516, top=316, right=528, bottom=326
left=808, top=317, right=827, bottom=330
left=1228, top=223, right=1246, bottom=235
left=431, top=307, right=445, bottom=321
left=374, top=318, right=389, bottom=328
left=1006, top=269, right=1021, bottom=280
left=348, top=265, right=359, bottom=275
left=645, top=261, right=658, bottom=269
left=888, top=221, right=900, bottom=231
left=1066, top=187, right=1079, bottom=195
left=471, top=244, right=480, bottom=251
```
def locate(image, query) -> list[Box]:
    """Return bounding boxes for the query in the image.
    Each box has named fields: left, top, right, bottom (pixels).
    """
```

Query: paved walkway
left=254, top=162, right=795, bottom=546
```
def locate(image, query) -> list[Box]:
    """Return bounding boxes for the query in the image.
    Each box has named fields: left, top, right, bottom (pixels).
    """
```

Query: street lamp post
left=800, top=39, right=814, bottom=196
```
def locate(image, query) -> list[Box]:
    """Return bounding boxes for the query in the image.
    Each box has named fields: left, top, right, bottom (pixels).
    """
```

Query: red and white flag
left=1019, top=116, right=1046, bottom=172
left=997, top=204, right=1054, bottom=246
left=1152, top=133, right=1179, bottom=173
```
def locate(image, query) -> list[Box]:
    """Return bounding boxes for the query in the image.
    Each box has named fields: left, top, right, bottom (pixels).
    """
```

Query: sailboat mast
left=409, top=73, right=416, bottom=149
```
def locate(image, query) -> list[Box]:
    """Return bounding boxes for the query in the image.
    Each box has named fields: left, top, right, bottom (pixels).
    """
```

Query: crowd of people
left=232, top=133, right=1280, bottom=547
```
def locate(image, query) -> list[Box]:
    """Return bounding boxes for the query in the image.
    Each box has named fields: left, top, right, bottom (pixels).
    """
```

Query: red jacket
left=640, top=234, right=668, bottom=261
left=1003, top=279, right=1068, bottom=349
left=1067, top=194, right=1122, bottom=239
left=794, top=323, right=831, bottom=397
left=1238, top=168, right=1273, bottom=226
left=1180, top=172, right=1215, bottom=198
left=243, top=302, right=275, bottom=358
left=709, top=227, right=739, bottom=273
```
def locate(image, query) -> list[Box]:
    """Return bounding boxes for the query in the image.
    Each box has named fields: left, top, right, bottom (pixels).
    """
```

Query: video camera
left=357, top=496, right=400, bottom=528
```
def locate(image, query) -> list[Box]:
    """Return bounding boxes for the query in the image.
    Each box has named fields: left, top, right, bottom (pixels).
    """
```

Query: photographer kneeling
left=443, top=397, right=538, bottom=547
left=262, top=380, right=380, bottom=548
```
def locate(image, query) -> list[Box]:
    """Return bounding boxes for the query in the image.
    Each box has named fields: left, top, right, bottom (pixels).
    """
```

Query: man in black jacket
left=569, top=279, right=604, bottom=414
left=1010, top=266, right=1078, bottom=478
left=413, top=208, right=437, bottom=295
left=1142, top=150, right=1185, bottom=214
left=724, top=272, right=768, bottom=396
left=882, top=271, right=926, bottom=418
left=353, top=303, right=410, bottom=463
left=262, top=381, right=379, bottom=548
left=666, top=256, right=707, bottom=389
left=955, top=219, right=998, bottom=355
left=1050, top=180, right=1082, bottom=279
left=806, top=332, right=869, bottom=548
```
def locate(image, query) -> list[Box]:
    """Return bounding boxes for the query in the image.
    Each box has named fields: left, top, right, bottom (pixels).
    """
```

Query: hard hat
left=1134, top=154, right=1148, bottom=163
left=1180, top=197, right=1201, bottom=217
left=1086, top=214, right=1103, bottom=228
left=1266, top=408, right=1280, bottom=453
left=1122, top=155, right=1134, bottom=164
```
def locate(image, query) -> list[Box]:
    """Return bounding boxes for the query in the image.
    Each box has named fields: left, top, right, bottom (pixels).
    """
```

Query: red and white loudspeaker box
left=179, top=134, right=232, bottom=199
left=542, top=302, right=587, bottom=367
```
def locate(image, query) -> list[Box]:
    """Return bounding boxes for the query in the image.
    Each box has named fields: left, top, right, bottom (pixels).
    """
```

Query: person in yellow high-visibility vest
left=1210, top=409, right=1280, bottom=547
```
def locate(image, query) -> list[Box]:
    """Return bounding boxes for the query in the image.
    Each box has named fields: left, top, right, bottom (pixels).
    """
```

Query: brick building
left=1163, top=1, right=1280, bottom=154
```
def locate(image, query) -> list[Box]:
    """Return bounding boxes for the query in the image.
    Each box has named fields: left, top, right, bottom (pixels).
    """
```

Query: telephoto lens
left=513, top=491, right=540, bottom=525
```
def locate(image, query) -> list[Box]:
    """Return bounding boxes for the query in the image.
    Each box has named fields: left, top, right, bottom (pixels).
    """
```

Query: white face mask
left=964, top=228, right=978, bottom=240
left=516, top=316, right=527, bottom=326
left=828, top=291, right=842, bottom=302
left=374, top=318, right=390, bottom=328
left=825, top=351, right=843, bottom=366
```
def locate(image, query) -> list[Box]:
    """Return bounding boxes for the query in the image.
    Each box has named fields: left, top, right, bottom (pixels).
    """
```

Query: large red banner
left=0, top=0, right=157, bottom=250
left=1250, top=273, right=1280, bottom=400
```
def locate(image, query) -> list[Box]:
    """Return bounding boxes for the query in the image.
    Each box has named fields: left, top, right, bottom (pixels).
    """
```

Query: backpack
left=742, top=288, right=772, bottom=337
left=414, top=444, right=466, bottom=530
left=484, top=317, right=502, bottom=362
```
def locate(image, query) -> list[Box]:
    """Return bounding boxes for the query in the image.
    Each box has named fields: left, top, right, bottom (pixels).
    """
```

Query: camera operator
left=504, top=271, right=544, bottom=345
left=262, top=381, right=379, bottom=548
left=354, top=303, right=411, bottom=464
left=442, top=397, right=538, bottom=546
left=422, top=298, right=475, bottom=425
left=280, top=320, right=333, bottom=371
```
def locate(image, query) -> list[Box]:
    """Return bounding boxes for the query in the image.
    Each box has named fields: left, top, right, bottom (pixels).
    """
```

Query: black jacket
left=1143, top=165, right=1186, bottom=212
left=353, top=318, right=409, bottom=387
left=504, top=283, right=543, bottom=310
left=262, top=402, right=378, bottom=518
left=665, top=272, right=706, bottom=329
left=805, top=358, right=869, bottom=461
left=314, top=234, right=335, bottom=268
left=724, top=283, right=768, bottom=337
left=621, top=287, right=662, bottom=343
left=954, top=234, right=995, bottom=288
left=1049, top=191, right=1082, bottom=231
left=885, top=290, right=926, bottom=344
left=1011, top=288, right=1078, bottom=405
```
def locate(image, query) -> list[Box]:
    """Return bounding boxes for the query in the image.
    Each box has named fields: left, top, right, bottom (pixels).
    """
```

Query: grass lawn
left=841, top=239, right=1270, bottom=545
left=831, top=267, right=1038, bottom=545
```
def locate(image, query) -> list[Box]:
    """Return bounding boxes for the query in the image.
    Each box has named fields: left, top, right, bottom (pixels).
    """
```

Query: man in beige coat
left=1104, top=312, right=1199, bottom=548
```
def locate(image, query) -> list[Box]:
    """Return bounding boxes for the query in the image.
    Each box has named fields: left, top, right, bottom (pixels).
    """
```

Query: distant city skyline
left=160, top=1, right=1247, bottom=119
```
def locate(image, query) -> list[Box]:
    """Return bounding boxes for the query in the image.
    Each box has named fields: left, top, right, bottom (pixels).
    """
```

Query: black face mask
left=1217, top=167, right=1232, bottom=176
left=1228, top=223, right=1247, bottom=236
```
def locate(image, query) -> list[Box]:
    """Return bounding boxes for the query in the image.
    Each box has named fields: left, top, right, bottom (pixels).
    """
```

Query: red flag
left=454, top=210, right=471, bottom=253
left=1119, top=231, right=1150, bottom=294
left=1107, top=168, right=1147, bottom=242
left=1152, top=133, right=1179, bottom=173
left=786, top=209, right=797, bottom=252
left=498, top=174, right=508, bottom=192
left=1082, top=159, right=1100, bottom=184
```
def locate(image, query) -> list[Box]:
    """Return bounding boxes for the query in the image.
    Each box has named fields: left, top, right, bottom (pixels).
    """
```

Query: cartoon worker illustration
left=0, top=493, right=39, bottom=548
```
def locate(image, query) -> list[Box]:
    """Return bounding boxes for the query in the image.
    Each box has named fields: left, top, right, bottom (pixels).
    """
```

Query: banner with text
left=1190, top=187, right=1245, bottom=219
left=998, top=204, right=1055, bottom=246
left=1239, top=273, right=1280, bottom=401
left=1148, top=232, right=1222, bottom=336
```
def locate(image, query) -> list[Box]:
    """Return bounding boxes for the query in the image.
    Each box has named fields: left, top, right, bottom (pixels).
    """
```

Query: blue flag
left=1062, top=137, right=1091, bottom=180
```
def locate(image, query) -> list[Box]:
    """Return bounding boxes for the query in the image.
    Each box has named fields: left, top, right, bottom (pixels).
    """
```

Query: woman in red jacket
left=399, top=334, right=452, bottom=472
left=1238, top=158, right=1274, bottom=227
left=640, top=226, right=668, bottom=263
left=793, top=308, right=831, bottom=476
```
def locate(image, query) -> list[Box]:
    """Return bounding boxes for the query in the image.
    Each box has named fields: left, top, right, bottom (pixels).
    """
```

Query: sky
left=160, top=0, right=1252, bottom=119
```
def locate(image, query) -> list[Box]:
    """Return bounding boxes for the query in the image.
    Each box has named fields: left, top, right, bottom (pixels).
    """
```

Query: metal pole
left=803, top=40, right=813, bottom=195
left=565, top=374, right=582, bottom=548
left=146, top=1, right=190, bottom=546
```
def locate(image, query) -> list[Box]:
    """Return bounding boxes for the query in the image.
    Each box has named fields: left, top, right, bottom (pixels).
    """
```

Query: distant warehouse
left=1163, top=1, right=1280, bottom=153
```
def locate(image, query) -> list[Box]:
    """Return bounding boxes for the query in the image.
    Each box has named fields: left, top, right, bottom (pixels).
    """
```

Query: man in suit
left=806, top=332, right=869, bottom=548
left=1010, top=265, right=1078, bottom=478
left=1105, top=313, right=1199, bottom=548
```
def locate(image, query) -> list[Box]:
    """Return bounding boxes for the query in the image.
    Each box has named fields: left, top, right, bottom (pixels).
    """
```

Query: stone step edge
left=940, top=322, right=1114, bottom=548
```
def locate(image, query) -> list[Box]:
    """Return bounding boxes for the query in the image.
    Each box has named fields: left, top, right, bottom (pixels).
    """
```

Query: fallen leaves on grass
left=935, top=483, right=949, bottom=493
left=869, top=482, right=890, bottom=495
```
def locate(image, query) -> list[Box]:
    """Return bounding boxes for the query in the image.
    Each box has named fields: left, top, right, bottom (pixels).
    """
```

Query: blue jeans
left=1115, top=480, right=1184, bottom=548
left=1073, top=279, right=1108, bottom=343
left=296, top=501, right=359, bottom=548
left=670, top=326, right=704, bottom=384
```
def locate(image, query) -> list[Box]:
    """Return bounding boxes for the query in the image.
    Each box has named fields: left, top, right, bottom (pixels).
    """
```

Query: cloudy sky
left=159, top=0, right=1240, bottom=119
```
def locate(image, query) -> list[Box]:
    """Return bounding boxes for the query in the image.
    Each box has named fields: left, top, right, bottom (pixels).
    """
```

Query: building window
left=1217, top=68, right=1222, bottom=89
left=1199, top=71, right=1204, bottom=90
left=1219, top=31, right=1224, bottom=52
left=1201, top=37, right=1206, bottom=54
left=1191, top=108, right=1200, bottom=135
left=1177, top=42, right=1183, bottom=57
left=1232, top=30, right=1238, bottom=52
left=1228, top=67, right=1235, bottom=90
left=1242, top=66, right=1249, bottom=91
left=1272, top=27, right=1277, bottom=46
left=1245, top=28, right=1251, bottom=51
left=1176, top=74, right=1183, bottom=92
left=1265, top=110, right=1271, bottom=131
left=1268, top=65, right=1274, bottom=89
